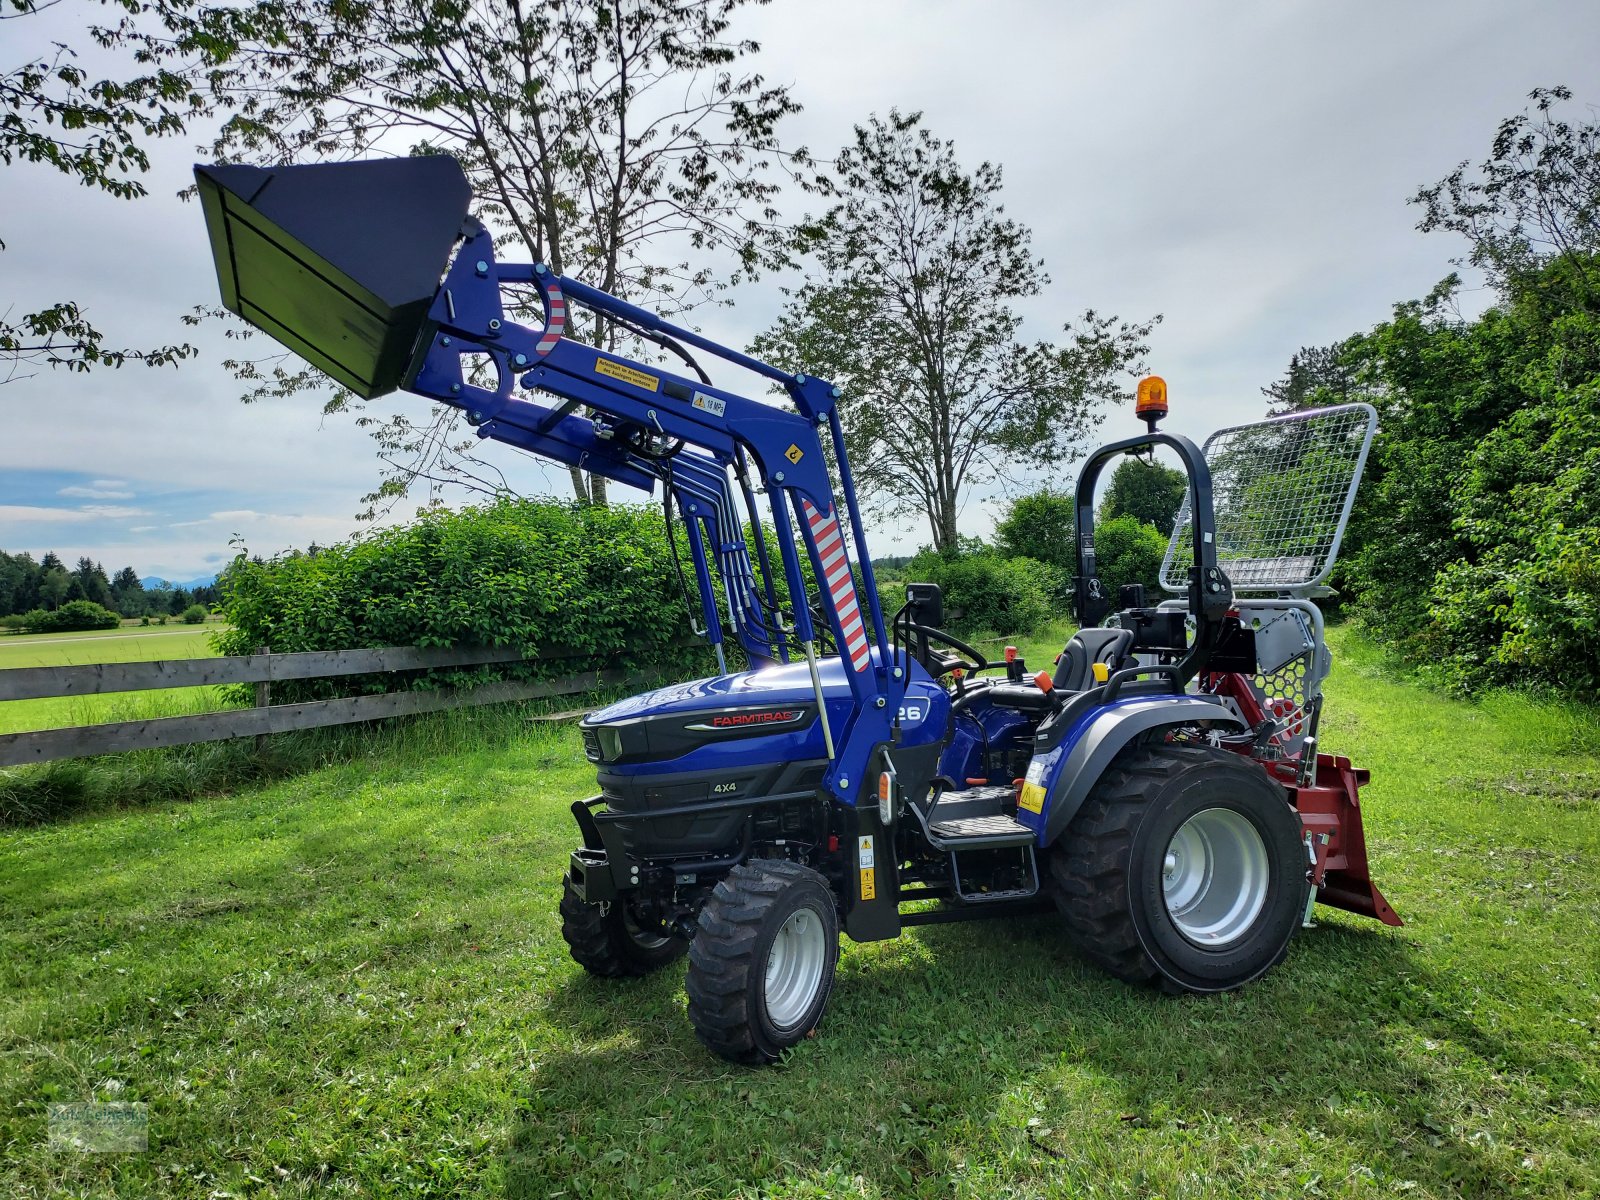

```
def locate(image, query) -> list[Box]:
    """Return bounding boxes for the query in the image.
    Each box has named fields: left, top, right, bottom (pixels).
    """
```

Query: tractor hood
left=580, top=653, right=948, bottom=770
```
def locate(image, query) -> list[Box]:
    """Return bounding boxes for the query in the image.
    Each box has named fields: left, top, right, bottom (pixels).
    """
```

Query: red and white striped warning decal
left=801, top=498, right=872, bottom=673
left=536, top=278, right=566, bottom=357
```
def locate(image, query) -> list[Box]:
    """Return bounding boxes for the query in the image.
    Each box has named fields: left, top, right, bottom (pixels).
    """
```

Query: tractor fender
left=1020, top=696, right=1246, bottom=847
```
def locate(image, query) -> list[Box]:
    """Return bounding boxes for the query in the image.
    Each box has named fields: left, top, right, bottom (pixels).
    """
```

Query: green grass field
left=0, top=625, right=227, bottom=735
left=2, top=627, right=1597, bottom=1198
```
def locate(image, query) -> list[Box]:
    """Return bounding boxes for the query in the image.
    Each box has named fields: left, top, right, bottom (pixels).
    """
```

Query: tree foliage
left=1302, top=86, right=1600, bottom=698
left=1, top=0, right=202, bottom=383
left=0, top=548, right=207, bottom=618
left=7, top=599, right=121, bottom=633
left=1414, top=85, right=1600, bottom=310
left=180, top=0, right=817, bottom=511
left=900, top=546, right=1058, bottom=636
left=1260, top=342, right=1357, bottom=415
left=215, top=498, right=715, bottom=701
left=994, top=487, right=1076, bottom=571
left=752, top=111, right=1156, bottom=554
left=1092, top=515, right=1167, bottom=601
left=1099, top=458, right=1187, bottom=536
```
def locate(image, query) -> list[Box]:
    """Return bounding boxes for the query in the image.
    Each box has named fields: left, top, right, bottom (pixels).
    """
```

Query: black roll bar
left=1073, top=431, right=1233, bottom=686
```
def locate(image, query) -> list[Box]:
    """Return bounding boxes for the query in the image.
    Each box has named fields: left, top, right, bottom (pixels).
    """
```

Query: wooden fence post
left=254, top=645, right=270, bottom=755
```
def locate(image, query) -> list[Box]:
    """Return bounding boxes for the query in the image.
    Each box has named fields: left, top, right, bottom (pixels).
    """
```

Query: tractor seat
left=1053, top=627, right=1135, bottom=692
left=984, top=626, right=1137, bottom=715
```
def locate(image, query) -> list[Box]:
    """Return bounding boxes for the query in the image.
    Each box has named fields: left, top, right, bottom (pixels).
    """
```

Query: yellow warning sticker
left=594, top=357, right=660, bottom=392
left=785, top=443, right=805, bottom=463
left=859, top=866, right=876, bottom=901
left=1018, top=782, right=1046, bottom=814
left=858, top=834, right=876, bottom=900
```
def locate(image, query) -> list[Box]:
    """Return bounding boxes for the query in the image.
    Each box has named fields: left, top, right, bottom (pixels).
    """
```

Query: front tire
left=1050, top=744, right=1306, bottom=993
left=559, top=874, right=687, bottom=978
left=686, top=859, right=839, bottom=1064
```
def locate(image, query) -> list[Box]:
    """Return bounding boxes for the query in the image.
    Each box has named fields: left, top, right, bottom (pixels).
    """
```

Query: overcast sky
left=4, top=0, right=1598, bottom=578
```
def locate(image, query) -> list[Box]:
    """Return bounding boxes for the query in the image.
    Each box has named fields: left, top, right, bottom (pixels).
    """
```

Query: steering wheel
left=905, top=622, right=989, bottom=675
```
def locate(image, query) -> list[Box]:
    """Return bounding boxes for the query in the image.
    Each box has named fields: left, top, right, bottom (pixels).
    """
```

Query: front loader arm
left=193, top=158, right=899, bottom=803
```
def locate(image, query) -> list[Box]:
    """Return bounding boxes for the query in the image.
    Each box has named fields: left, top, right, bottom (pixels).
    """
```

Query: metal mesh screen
left=1252, top=651, right=1313, bottom=752
left=1161, top=403, right=1377, bottom=592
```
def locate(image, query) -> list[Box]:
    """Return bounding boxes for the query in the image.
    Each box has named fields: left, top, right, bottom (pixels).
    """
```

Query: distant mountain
left=139, top=574, right=218, bottom=591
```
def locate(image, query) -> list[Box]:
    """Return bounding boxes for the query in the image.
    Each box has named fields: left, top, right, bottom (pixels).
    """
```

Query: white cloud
left=0, top=505, right=94, bottom=523
left=128, top=525, right=159, bottom=533
left=78, top=504, right=152, bottom=519
left=5, top=0, right=1600, bottom=568
left=59, top=484, right=136, bottom=500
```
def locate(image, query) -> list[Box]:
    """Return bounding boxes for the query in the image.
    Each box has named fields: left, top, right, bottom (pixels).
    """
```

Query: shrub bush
left=217, top=498, right=712, bottom=701
left=15, top=601, right=122, bottom=633
left=181, top=604, right=208, bottom=625
left=1093, top=515, right=1168, bottom=601
left=902, top=549, right=1060, bottom=635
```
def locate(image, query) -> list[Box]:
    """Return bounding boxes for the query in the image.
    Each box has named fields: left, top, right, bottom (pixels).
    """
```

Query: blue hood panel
left=592, top=655, right=847, bottom=721
left=587, top=653, right=950, bottom=775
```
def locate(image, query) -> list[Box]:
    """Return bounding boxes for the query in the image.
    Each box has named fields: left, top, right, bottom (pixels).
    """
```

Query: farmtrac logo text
left=710, top=710, right=797, bottom=728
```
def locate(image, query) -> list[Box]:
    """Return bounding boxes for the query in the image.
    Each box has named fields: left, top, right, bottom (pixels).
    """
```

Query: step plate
left=929, top=814, right=1034, bottom=844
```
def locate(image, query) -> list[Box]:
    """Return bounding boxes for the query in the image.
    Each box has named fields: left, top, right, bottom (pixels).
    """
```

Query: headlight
left=595, top=726, right=625, bottom=763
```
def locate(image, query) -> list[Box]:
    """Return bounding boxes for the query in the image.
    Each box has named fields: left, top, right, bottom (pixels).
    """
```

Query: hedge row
left=0, top=600, right=122, bottom=633
left=216, top=500, right=711, bottom=701
left=217, top=496, right=1128, bottom=704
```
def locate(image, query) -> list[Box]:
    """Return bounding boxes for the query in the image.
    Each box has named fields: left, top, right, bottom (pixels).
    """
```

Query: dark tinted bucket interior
left=194, top=157, right=472, bottom=399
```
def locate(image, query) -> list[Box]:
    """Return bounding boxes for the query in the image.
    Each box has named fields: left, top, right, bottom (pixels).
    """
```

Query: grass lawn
left=0, top=625, right=227, bottom=735
left=2, top=627, right=1597, bottom=1198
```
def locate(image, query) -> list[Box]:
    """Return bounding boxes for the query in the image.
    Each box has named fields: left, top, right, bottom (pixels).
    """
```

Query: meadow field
left=0, top=624, right=229, bottom=736
left=1, top=627, right=1596, bottom=1198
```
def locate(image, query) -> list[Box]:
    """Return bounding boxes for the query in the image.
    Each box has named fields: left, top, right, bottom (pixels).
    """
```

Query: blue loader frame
left=406, top=219, right=905, bottom=801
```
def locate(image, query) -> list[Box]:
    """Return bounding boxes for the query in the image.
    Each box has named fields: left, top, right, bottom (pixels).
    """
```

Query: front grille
left=580, top=727, right=601, bottom=762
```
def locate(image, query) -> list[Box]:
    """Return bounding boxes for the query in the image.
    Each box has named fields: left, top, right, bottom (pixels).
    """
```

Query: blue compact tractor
left=196, top=156, right=1400, bottom=1063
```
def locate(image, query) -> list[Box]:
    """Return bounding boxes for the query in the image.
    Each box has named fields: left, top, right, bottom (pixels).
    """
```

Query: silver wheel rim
left=764, top=907, right=827, bottom=1030
left=1162, top=807, right=1270, bottom=947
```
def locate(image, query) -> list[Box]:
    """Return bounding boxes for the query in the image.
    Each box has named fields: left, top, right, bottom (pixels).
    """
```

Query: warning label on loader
left=858, top=835, right=876, bottom=901
left=594, top=357, right=660, bottom=392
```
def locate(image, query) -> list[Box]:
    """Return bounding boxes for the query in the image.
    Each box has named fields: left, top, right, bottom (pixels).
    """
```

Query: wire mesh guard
left=1161, top=403, right=1378, bottom=593
left=1254, top=652, right=1313, bottom=749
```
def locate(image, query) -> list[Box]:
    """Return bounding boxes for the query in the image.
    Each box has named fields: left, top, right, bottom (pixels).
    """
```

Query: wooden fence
left=0, top=643, right=644, bottom=768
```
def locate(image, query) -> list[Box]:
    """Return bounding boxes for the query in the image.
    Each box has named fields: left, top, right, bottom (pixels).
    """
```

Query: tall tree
left=993, top=487, right=1076, bottom=571
left=191, top=0, right=819, bottom=511
left=36, top=560, right=70, bottom=609
left=71, top=556, right=113, bottom=608
left=1414, top=85, right=1600, bottom=312
left=752, top=111, right=1155, bottom=553
left=1099, top=457, right=1188, bottom=536
left=110, top=564, right=146, bottom=615
left=1261, top=343, right=1357, bottom=415
left=1, top=0, right=203, bottom=384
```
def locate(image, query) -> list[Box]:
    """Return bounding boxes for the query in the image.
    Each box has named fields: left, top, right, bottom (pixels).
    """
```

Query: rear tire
left=559, top=874, right=687, bottom=978
left=1050, top=744, right=1306, bottom=993
left=686, top=860, right=839, bottom=1064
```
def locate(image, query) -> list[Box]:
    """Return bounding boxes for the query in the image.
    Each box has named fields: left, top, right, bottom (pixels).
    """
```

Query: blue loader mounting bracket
left=193, top=155, right=901, bottom=804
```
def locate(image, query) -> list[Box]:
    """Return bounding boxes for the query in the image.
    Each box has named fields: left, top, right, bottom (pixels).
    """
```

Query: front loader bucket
left=194, top=157, right=472, bottom=399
